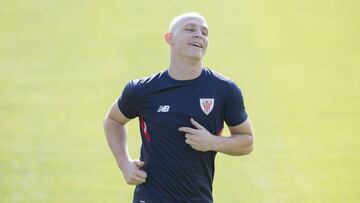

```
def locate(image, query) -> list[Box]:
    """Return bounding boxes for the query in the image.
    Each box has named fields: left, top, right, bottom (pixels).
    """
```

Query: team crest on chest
left=199, top=98, right=214, bottom=115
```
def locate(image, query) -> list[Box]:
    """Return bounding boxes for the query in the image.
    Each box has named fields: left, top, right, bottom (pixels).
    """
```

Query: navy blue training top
left=118, top=68, right=247, bottom=203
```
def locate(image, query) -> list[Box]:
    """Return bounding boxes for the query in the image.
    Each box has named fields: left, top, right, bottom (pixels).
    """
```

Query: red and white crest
left=200, top=98, right=214, bottom=115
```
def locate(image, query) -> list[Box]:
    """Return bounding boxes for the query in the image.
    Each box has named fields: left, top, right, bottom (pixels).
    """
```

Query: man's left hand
left=178, top=118, right=217, bottom=152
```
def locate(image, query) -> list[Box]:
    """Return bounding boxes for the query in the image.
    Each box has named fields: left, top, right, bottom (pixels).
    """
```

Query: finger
left=185, top=133, right=195, bottom=139
left=131, top=176, right=146, bottom=184
left=135, top=170, right=147, bottom=179
left=135, top=161, right=145, bottom=168
left=126, top=175, right=145, bottom=185
left=185, top=138, right=193, bottom=145
left=178, top=127, right=197, bottom=134
left=190, top=118, right=204, bottom=129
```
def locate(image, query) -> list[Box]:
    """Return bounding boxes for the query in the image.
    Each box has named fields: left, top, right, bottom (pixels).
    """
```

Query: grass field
left=1, top=0, right=360, bottom=202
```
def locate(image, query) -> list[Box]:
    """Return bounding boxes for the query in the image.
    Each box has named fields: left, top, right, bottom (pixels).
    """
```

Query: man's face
left=169, top=17, right=209, bottom=60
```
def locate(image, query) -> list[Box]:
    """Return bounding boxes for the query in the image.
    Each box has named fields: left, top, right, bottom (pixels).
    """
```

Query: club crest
left=200, top=98, right=214, bottom=115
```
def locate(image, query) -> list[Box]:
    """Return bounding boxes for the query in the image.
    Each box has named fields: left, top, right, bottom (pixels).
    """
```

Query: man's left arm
left=178, top=118, right=254, bottom=156
left=215, top=118, right=254, bottom=156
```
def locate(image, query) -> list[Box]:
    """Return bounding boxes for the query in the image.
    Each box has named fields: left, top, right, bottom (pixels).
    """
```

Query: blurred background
left=1, top=0, right=359, bottom=202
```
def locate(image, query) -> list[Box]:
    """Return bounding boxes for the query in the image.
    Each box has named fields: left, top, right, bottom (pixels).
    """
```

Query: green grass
left=1, top=0, right=360, bottom=202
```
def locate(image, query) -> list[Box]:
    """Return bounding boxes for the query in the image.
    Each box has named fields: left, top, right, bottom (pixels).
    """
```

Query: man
left=103, top=12, right=254, bottom=203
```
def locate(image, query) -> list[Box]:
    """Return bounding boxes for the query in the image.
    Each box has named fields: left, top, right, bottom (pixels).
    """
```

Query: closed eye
left=201, top=28, right=208, bottom=36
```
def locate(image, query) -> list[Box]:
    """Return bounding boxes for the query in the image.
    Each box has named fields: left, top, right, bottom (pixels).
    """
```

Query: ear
left=164, top=32, right=172, bottom=44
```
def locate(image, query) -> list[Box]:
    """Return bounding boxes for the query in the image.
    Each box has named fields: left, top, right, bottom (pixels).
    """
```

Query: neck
left=168, top=55, right=203, bottom=80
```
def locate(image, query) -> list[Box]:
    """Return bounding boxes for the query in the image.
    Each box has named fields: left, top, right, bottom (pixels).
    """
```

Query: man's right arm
left=103, top=101, right=147, bottom=185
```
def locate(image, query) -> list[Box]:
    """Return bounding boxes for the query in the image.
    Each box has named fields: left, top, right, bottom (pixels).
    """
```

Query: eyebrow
left=183, top=23, right=208, bottom=31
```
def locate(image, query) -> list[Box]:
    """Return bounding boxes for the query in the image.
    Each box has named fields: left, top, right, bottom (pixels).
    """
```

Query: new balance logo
left=157, top=105, right=170, bottom=112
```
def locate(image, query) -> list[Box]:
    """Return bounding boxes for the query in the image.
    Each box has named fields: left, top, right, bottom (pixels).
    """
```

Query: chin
left=189, top=55, right=203, bottom=60
left=186, top=52, right=204, bottom=60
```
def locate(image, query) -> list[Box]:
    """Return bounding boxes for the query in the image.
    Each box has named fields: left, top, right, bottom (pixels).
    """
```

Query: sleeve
left=223, top=81, right=248, bottom=126
left=117, top=80, right=140, bottom=119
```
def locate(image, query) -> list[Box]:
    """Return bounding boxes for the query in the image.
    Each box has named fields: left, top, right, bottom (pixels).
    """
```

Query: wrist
left=118, top=157, right=131, bottom=172
left=210, top=135, right=221, bottom=152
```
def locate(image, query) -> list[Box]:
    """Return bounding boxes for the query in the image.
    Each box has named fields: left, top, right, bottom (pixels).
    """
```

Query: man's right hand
left=121, top=160, right=147, bottom=185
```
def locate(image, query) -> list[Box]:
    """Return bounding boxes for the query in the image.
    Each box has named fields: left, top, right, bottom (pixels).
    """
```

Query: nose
left=193, top=30, right=203, bottom=39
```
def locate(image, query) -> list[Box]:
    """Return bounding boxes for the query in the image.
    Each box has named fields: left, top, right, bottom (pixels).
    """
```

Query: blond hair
left=168, top=12, right=207, bottom=33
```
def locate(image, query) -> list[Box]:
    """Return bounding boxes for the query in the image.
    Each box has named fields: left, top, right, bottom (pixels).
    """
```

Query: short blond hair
left=168, top=12, right=207, bottom=33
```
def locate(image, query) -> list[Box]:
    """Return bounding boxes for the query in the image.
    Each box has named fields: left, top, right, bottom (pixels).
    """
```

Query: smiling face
left=166, top=14, right=209, bottom=61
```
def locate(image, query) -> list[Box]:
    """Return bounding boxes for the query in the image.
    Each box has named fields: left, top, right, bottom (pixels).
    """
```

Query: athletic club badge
left=200, top=98, right=214, bottom=115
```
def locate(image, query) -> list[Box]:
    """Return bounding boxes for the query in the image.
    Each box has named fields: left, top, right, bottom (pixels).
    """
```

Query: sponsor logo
left=200, top=98, right=214, bottom=115
left=157, top=105, right=170, bottom=112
